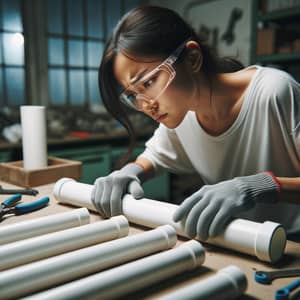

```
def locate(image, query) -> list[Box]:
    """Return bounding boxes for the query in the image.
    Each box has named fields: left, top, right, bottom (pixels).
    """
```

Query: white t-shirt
left=139, top=66, right=300, bottom=234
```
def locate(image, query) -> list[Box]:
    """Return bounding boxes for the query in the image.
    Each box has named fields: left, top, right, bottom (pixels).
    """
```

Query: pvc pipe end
left=76, top=208, right=90, bottom=225
left=182, top=240, right=205, bottom=267
left=53, top=177, right=75, bottom=202
left=110, top=216, right=129, bottom=237
left=255, top=221, right=286, bottom=263
left=220, top=265, right=247, bottom=296
left=157, top=225, right=177, bottom=248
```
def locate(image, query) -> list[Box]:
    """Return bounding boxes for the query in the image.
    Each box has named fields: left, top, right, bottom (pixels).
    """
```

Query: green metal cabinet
left=111, top=145, right=170, bottom=202
left=49, top=143, right=170, bottom=201
left=0, top=151, right=12, bottom=162
left=142, top=172, right=170, bottom=202
left=49, top=146, right=111, bottom=184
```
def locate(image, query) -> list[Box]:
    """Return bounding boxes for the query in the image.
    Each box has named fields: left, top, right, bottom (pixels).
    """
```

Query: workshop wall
left=148, top=0, right=252, bottom=66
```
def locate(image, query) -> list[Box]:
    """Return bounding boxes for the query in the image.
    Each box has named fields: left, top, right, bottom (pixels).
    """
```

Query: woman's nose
left=143, top=99, right=159, bottom=113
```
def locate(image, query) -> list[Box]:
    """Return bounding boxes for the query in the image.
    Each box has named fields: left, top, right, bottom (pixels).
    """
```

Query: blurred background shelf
left=258, top=6, right=300, bottom=21
left=256, top=52, right=300, bottom=63
left=251, top=0, right=300, bottom=81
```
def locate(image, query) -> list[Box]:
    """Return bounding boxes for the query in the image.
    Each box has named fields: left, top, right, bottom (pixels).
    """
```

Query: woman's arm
left=135, top=156, right=156, bottom=181
left=277, top=177, right=300, bottom=204
left=132, top=160, right=300, bottom=204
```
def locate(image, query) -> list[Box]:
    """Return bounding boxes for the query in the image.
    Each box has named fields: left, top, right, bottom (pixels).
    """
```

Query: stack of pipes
left=0, top=177, right=287, bottom=299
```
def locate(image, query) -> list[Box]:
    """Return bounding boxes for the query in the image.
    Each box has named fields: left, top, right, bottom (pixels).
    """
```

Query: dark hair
left=98, top=5, right=243, bottom=166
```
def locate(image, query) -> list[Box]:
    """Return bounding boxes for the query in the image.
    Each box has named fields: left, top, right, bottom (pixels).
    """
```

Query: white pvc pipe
left=0, top=208, right=90, bottom=245
left=158, top=265, right=247, bottom=300
left=24, top=240, right=205, bottom=300
left=20, top=106, right=48, bottom=169
left=0, top=215, right=129, bottom=271
left=53, top=178, right=287, bottom=263
left=0, top=225, right=177, bottom=300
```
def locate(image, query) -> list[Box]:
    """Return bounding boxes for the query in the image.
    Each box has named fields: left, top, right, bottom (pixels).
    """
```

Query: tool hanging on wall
left=0, top=194, right=49, bottom=222
left=221, top=7, right=243, bottom=45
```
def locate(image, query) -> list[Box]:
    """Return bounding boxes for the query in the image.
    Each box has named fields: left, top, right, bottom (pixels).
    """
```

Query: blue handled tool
left=275, top=278, right=300, bottom=300
left=255, top=269, right=300, bottom=284
left=0, top=194, right=49, bottom=221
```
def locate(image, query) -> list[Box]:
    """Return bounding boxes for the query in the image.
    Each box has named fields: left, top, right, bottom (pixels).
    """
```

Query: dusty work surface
left=0, top=180, right=299, bottom=300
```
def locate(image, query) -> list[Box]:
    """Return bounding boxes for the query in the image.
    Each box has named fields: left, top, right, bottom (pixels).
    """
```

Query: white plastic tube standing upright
left=0, top=208, right=90, bottom=245
left=24, top=240, right=205, bottom=300
left=158, top=265, right=247, bottom=300
left=53, top=178, right=287, bottom=263
left=0, top=215, right=129, bottom=270
left=0, top=225, right=177, bottom=300
left=20, top=105, right=48, bottom=169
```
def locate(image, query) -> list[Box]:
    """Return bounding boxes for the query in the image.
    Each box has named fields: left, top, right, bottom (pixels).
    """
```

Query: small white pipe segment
left=0, top=207, right=90, bottom=245
left=158, top=265, right=247, bottom=300
left=0, top=215, right=129, bottom=270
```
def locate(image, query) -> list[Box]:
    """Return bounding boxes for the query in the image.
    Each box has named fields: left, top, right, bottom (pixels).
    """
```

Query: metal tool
left=0, top=185, right=39, bottom=196
left=0, top=194, right=49, bottom=221
left=255, top=269, right=300, bottom=284
left=275, top=278, right=300, bottom=300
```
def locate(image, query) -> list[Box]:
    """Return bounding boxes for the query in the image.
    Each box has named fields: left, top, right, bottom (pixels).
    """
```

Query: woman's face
left=113, top=52, right=197, bottom=129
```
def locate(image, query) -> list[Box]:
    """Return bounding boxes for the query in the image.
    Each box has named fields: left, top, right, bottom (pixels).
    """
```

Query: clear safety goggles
left=119, top=38, right=191, bottom=111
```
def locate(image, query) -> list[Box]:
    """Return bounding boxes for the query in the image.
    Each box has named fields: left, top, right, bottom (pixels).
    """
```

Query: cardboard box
left=0, top=157, right=82, bottom=187
left=293, top=39, right=300, bottom=52
left=277, top=44, right=292, bottom=54
left=256, top=28, right=276, bottom=55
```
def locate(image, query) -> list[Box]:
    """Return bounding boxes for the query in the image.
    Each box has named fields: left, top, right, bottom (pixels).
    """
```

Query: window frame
left=0, top=0, right=26, bottom=107
left=1, top=0, right=143, bottom=107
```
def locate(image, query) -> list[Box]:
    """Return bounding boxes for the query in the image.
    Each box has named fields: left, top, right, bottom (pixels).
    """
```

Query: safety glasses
left=120, top=38, right=191, bottom=111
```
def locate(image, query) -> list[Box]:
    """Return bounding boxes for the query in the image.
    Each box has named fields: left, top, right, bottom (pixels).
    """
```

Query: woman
left=92, top=5, right=300, bottom=241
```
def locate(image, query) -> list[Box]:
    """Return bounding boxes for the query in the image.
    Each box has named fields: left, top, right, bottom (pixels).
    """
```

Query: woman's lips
left=155, top=113, right=168, bottom=122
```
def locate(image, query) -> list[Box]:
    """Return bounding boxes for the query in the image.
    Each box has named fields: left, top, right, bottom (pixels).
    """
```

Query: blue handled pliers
left=0, top=194, right=49, bottom=221
left=275, top=278, right=300, bottom=300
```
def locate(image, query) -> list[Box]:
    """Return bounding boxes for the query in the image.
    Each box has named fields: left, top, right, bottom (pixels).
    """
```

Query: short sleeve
left=288, top=79, right=300, bottom=157
left=269, top=71, right=300, bottom=155
left=138, top=124, right=196, bottom=175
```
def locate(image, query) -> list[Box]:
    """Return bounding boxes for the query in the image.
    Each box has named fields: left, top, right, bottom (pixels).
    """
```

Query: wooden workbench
left=0, top=180, right=299, bottom=300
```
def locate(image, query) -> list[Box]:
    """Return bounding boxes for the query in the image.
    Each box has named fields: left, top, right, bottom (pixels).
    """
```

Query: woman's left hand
left=173, top=172, right=280, bottom=241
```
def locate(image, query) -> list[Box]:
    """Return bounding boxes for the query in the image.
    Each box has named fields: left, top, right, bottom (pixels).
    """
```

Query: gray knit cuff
left=235, top=172, right=280, bottom=203
left=122, top=163, right=145, bottom=181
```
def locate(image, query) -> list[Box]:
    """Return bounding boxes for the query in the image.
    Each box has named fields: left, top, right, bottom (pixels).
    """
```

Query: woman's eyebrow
left=129, top=68, right=149, bottom=85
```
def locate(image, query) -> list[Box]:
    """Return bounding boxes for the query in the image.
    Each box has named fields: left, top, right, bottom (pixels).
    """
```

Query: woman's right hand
left=91, top=163, right=145, bottom=218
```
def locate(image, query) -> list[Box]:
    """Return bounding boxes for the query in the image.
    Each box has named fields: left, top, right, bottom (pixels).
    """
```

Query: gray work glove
left=91, top=163, right=144, bottom=218
left=173, top=172, right=280, bottom=241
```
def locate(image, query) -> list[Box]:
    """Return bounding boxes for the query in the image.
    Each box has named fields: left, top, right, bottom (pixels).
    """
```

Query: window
left=0, top=0, right=142, bottom=107
left=46, top=0, right=142, bottom=107
left=0, top=0, right=25, bottom=106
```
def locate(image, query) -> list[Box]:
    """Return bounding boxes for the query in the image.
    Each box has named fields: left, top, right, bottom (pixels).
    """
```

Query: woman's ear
left=185, top=41, right=203, bottom=73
